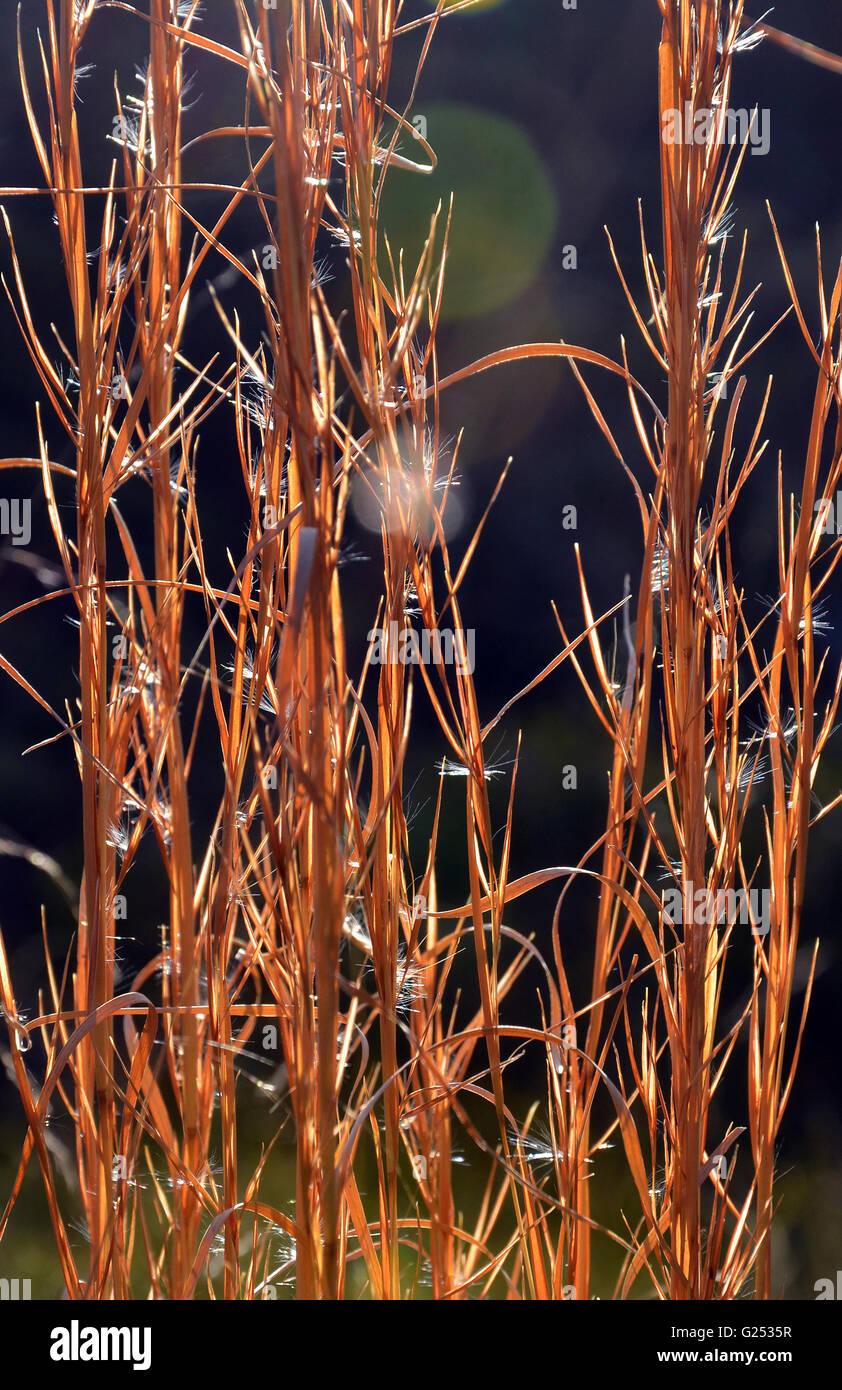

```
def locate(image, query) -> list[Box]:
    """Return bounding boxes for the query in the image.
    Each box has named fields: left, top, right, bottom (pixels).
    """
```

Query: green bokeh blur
left=379, top=104, right=557, bottom=319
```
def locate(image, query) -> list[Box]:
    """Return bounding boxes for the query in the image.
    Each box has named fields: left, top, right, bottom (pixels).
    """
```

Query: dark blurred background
left=0, top=0, right=840, bottom=1296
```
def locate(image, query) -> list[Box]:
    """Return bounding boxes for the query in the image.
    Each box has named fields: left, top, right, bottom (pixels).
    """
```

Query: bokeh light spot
left=380, top=103, right=557, bottom=321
